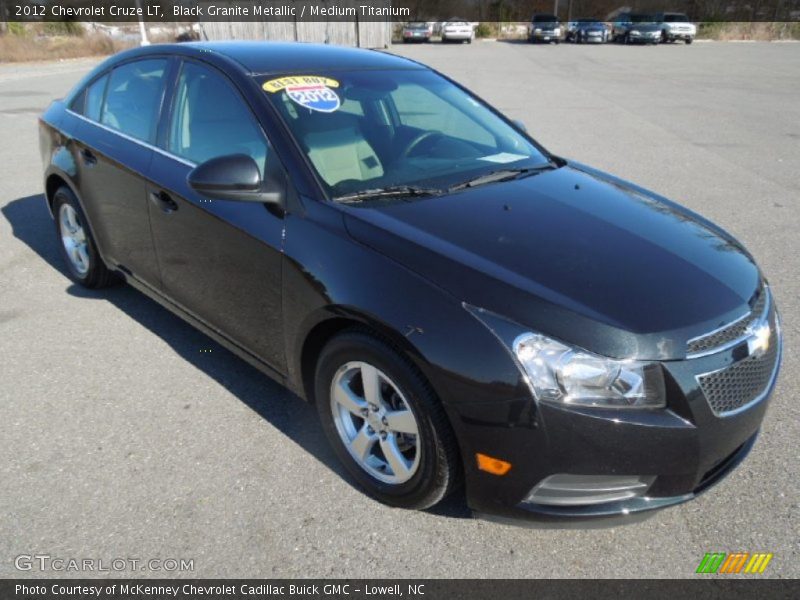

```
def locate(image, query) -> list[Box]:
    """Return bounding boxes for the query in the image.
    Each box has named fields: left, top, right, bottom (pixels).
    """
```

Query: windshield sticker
left=478, top=152, right=529, bottom=164
left=263, top=76, right=341, bottom=113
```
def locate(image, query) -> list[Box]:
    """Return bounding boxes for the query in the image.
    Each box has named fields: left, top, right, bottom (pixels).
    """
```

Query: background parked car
left=656, top=12, right=697, bottom=44
left=402, top=21, right=432, bottom=43
left=611, top=13, right=633, bottom=42
left=528, top=14, right=562, bottom=44
left=613, top=14, right=662, bottom=44
left=567, top=18, right=609, bottom=43
left=441, top=19, right=474, bottom=43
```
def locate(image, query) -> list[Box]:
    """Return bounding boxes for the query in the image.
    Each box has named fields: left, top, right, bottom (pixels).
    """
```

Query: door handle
left=149, top=190, right=178, bottom=213
left=80, top=148, right=97, bottom=166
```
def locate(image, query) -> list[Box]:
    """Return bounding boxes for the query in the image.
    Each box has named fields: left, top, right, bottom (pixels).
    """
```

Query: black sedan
left=39, top=42, right=781, bottom=523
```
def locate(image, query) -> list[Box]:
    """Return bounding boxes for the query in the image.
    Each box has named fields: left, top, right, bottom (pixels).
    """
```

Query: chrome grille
left=687, top=288, right=768, bottom=357
left=697, top=334, right=779, bottom=416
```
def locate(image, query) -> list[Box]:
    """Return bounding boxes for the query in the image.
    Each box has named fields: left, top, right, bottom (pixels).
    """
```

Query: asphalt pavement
left=0, top=41, right=798, bottom=578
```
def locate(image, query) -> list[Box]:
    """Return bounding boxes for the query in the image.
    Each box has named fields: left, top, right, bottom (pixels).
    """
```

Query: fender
left=281, top=198, right=528, bottom=410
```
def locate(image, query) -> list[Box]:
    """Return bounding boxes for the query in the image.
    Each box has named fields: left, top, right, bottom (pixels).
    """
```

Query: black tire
left=685, top=37, right=693, bottom=44
left=315, top=330, right=462, bottom=510
left=52, top=186, right=117, bottom=288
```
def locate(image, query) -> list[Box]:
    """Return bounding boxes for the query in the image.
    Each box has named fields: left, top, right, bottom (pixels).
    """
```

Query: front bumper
left=530, top=31, right=560, bottom=41
left=629, top=33, right=661, bottom=43
left=579, top=32, right=606, bottom=43
left=448, top=306, right=781, bottom=525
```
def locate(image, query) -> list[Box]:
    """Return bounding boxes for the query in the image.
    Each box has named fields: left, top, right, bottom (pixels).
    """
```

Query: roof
left=182, top=41, right=423, bottom=75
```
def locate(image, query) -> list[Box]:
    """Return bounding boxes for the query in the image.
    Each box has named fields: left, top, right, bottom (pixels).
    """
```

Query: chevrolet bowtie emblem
left=746, top=321, right=771, bottom=359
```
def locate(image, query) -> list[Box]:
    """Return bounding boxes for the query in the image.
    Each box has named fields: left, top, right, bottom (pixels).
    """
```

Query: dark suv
left=529, top=14, right=562, bottom=44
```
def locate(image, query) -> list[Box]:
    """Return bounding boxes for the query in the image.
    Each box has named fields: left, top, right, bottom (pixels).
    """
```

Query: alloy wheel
left=330, top=361, right=421, bottom=484
left=59, top=203, right=90, bottom=276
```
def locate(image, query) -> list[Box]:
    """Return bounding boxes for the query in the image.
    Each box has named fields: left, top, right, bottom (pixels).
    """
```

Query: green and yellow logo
left=696, top=552, right=773, bottom=574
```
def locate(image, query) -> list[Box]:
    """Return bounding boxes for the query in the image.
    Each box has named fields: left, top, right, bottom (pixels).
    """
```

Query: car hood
left=342, top=164, right=761, bottom=360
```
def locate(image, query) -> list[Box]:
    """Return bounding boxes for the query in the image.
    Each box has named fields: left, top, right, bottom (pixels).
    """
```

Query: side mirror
left=512, top=119, right=528, bottom=133
left=187, top=154, right=284, bottom=205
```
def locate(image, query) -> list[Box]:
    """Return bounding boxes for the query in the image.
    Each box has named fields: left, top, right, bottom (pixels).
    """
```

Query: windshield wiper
left=448, top=164, right=554, bottom=192
left=334, top=185, right=442, bottom=204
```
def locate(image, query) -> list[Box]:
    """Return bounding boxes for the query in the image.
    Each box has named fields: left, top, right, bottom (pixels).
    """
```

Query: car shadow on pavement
left=2, top=194, right=473, bottom=520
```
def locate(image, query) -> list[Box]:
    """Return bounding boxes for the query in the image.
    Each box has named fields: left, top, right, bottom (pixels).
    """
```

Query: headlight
left=630, top=29, right=640, bottom=35
left=553, top=27, right=561, bottom=34
left=534, top=27, right=542, bottom=32
left=513, top=332, right=665, bottom=408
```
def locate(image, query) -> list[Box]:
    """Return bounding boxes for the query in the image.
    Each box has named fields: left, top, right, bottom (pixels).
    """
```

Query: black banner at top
left=3, top=0, right=800, bottom=23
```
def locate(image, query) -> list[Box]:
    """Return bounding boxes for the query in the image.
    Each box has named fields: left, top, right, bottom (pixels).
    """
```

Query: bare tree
left=0, top=0, right=8, bottom=36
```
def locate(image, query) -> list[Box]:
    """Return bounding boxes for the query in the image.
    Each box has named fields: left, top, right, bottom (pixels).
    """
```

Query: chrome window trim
left=65, top=108, right=197, bottom=168
left=686, top=287, right=770, bottom=359
left=694, top=312, right=782, bottom=418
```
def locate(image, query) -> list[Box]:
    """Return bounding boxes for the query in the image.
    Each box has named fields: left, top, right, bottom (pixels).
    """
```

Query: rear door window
left=84, top=75, right=109, bottom=121
left=100, top=59, right=168, bottom=143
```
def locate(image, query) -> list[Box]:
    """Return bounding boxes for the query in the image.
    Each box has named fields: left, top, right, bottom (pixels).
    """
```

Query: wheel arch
left=44, top=171, right=72, bottom=217
left=44, top=167, right=109, bottom=263
left=297, top=308, right=431, bottom=407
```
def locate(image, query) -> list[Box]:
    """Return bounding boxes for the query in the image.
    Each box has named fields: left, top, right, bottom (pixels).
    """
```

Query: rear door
left=70, top=58, right=171, bottom=288
left=147, top=59, right=286, bottom=371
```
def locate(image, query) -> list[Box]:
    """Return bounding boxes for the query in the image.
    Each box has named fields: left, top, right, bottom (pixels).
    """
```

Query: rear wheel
left=685, top=37, right=693, bottom=44
left=315, top=330, right=461, bottom=509
left=53, top=186, right=116, bottom=288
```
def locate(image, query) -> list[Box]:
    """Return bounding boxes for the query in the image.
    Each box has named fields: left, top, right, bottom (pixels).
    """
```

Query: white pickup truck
left=657, top=12, right=697, bottom=44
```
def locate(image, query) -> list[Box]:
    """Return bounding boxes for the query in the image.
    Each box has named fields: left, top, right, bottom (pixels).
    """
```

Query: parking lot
left=1, top=41, right=798, bottom=578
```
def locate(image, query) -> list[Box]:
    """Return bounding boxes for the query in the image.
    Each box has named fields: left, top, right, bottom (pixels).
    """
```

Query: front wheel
left=685, top=37, right=693, bottom=44
left=315, top=331, right=461, bottom=509
left=53, top=186, right=116, bottom=288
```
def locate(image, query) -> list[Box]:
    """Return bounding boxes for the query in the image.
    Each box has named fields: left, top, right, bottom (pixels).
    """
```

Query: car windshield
left=406, top=22, right=427, bottom=28
left=260, top=69, right=551, bottom=200
left=631, top=14, right=657, bottom=23
left=664, top=14, right=690, bottom=22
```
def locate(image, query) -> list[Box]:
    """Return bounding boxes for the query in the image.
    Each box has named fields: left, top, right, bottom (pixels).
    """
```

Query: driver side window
left=167, top=61, right=268, bottom=174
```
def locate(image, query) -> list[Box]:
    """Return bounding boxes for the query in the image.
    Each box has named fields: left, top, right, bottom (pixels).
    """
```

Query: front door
left=147, top=59, right=286, bottom=372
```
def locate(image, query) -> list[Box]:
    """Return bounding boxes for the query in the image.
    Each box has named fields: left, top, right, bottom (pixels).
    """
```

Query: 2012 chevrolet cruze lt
left=39, top=42, right=782, bottom=523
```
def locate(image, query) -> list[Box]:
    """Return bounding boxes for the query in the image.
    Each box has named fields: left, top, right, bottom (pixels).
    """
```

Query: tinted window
left=84, top=75, right=108, bottom=121
left=101, top=59, right=167, bottom=143
left=69, top=89, right=86, bottom=114
left=167, top=61, right=268, bottom=171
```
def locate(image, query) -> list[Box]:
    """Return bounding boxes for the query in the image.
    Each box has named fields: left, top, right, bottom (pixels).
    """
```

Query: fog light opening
left=523, top=474, right=655, bottom=507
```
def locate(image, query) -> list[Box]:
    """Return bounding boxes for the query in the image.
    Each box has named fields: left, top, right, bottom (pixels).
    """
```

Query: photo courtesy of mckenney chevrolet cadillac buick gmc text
left=38, top=42, right=782, bottom=523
